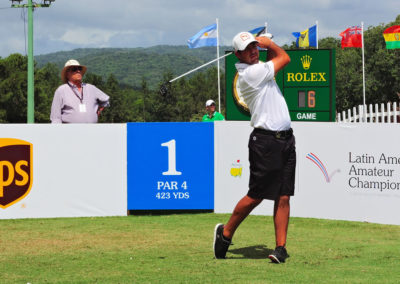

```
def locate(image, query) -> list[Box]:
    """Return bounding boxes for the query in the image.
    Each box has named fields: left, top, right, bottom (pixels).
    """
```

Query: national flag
left=292, top=25, right=317, bottom=48
left=249, top=26, right=266, bottom=37
left=339, top=26, right=362, bottom=48
left=187, top=23, right=217, bottom=49
left=383, top=25, right=400, bottom=49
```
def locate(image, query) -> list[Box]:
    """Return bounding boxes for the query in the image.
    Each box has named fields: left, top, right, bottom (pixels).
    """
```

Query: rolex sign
left=225, top=49, right=336, bottom=122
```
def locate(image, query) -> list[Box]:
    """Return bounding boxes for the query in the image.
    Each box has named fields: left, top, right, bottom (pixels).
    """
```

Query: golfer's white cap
left=206, top=99, right=215, bottom=107
left=232, top=31, right=258, bottom=51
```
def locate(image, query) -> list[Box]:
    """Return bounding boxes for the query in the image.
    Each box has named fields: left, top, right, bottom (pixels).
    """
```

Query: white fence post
left=338, top=102, right=400, bottom=124
left=368, top=104, right=373, bottom=122
left=381, top=103, right=385, bottom=123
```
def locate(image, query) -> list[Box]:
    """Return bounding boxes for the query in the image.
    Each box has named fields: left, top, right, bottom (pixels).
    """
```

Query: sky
left=0, top=0, right=399, bottom=57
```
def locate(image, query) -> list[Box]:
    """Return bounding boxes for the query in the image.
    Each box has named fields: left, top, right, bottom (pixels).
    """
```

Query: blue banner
left=127, top=122, right=214, bottom=210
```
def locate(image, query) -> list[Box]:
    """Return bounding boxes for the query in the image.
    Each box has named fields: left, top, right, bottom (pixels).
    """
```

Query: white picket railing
left=337, top=102, right=400, bottom=123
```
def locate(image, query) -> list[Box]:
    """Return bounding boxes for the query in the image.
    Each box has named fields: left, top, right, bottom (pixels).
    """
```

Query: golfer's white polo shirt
left=235, top=61, right=291, bottom=131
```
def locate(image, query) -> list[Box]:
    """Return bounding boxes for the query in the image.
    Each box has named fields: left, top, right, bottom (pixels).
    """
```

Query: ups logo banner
left=0, top=138, right=33, bottom=209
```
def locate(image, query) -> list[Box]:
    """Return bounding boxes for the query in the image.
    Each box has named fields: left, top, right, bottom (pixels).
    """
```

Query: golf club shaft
left=169, top=52, right=233, bottom=83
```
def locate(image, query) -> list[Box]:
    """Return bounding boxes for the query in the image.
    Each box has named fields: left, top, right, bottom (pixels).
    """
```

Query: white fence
left=337, top=102, right=399, bottom=123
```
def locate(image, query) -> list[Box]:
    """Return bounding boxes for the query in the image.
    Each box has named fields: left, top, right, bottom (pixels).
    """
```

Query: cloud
left=0, top=0, right=399, bottom=57
left=60, top=28, right=118, bottom=46
left=0, top=38, right=26, bottom=57
left=225, top=0, right=273, bottom=19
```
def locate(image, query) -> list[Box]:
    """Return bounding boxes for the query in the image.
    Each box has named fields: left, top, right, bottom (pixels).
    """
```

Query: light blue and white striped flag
left=187, top=23, right=217, bottom=49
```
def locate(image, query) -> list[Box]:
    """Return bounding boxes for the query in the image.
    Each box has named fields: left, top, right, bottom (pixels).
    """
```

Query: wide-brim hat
left=61, top=59, right=87, bottom=83
left=232, top=31, right=258, bottom=51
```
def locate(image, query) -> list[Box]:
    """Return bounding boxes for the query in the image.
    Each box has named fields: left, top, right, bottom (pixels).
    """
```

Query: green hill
left=35, top=45, right=232, bottom=90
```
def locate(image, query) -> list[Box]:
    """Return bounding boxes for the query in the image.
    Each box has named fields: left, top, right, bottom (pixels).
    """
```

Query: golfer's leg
left=223, top=195, right=262, bottom=239
left=273, top=195, right=290, bottom=247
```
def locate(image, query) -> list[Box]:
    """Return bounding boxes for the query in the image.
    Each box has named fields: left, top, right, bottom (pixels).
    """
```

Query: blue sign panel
left=127, top=122, right=214, bottom=210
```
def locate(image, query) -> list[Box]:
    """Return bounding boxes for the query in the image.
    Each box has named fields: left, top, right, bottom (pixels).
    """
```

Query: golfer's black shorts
left=247, top=128, right=296, bottom=201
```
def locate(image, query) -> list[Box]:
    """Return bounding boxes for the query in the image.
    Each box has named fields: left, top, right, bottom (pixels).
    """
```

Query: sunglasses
left=69, top=66, right=83, bottom=72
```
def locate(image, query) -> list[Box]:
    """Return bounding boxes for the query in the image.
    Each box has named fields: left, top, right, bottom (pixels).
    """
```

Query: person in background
left=202, top=99, right=225, bottom=122
left=50, top=59, right=110, bottom=123
left=213, top=31, right=295, bottom=264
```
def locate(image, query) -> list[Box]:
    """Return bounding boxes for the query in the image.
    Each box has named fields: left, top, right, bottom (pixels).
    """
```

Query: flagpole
left=316, top=20, right=319, bottom=49
left=216, top=18, right=221, bottom=113
left=361, top=21, right=366, bottom=120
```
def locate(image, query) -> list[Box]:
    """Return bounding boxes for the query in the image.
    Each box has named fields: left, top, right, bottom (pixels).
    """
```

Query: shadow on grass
left=228, top=245, right=273, bottom=259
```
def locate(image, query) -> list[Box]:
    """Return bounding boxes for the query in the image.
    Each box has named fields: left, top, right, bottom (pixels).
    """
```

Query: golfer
left=213, top=31, right=295, bottom=263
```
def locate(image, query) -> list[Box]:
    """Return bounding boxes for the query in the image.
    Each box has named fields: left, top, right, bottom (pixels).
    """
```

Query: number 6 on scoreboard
left=308, top=90, right=316, bottom=108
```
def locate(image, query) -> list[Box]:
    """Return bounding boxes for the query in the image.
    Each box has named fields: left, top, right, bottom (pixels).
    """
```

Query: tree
left=0, top=54, right=28, bottom=123
left=335, top=16, right=400, bottom=112
left=2, top=16, right=400, bottom=123
left=364, top=18, right=400, bottom=105
left=141, top=77, right=148, bottom=122
left=35, top=63, right=60, bottom=122
left=84, top=72, right=105, bottom=90
left=147, top=72, right=177, bottom=122
left=98, top=74, right=125, bottom=122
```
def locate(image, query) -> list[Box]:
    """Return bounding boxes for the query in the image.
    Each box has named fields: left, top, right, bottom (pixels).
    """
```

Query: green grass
left=1, top=213, right=399, bottom=283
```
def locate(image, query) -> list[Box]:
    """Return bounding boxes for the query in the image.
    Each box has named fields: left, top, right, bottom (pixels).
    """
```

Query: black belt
left=253, top=128, right=293, bottom=139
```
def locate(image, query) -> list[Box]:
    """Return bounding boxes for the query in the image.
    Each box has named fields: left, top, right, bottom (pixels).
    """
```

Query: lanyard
left=68, top=82, right=84, bottom=103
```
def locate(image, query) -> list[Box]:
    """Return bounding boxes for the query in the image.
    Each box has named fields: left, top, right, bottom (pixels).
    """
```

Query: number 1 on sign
left=161, top=139, right=182, bottom=176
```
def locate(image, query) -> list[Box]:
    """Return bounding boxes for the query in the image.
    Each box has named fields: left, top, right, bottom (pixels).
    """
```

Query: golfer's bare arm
left=256, top=36, right=290, bottom=73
